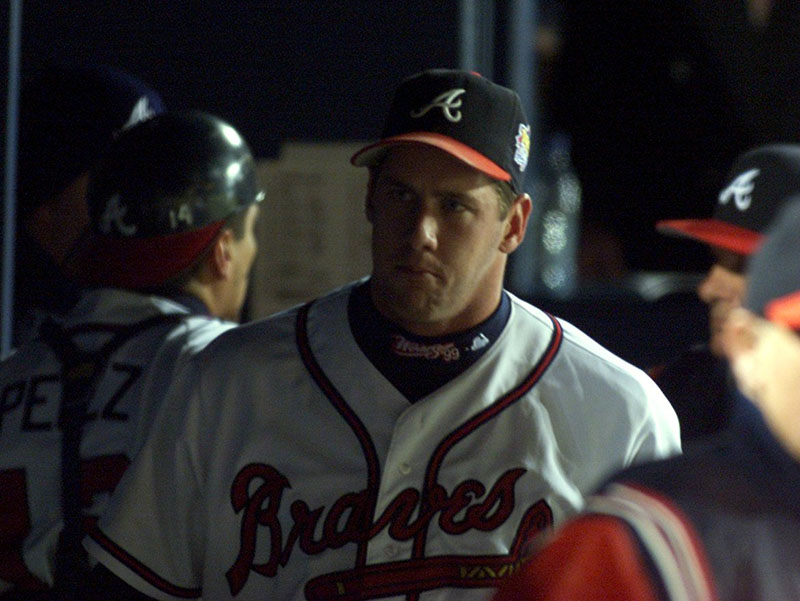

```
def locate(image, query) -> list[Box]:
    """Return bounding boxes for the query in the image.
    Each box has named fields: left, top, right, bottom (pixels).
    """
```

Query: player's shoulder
left=509, top=292, right=656, bottom=383
left=0, top=289, right=173, bottom=374
left=199, top=308, right=297, bottom=362
left=103, top=291, right=235, bottom=354
left=598, top=430, right=736, bottom=502
left=156, top=313, right=236, bottom=359
left=200, top=282, right=356, bottom=361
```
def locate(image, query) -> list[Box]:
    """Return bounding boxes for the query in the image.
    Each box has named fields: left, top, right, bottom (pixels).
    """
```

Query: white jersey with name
left=85, top=282, right=680, bottom=601
left=0, top=288, right=235, bottom=593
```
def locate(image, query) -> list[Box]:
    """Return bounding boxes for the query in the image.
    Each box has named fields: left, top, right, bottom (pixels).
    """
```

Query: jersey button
left=384, top=544, right=399, bottom=558
left=398, top=462, right=411, bottom=475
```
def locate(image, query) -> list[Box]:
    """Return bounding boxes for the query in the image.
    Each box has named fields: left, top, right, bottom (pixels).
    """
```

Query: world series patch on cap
left=657, top=144, right=800, bottom=255
left=351, top=69, right=531, bottom=194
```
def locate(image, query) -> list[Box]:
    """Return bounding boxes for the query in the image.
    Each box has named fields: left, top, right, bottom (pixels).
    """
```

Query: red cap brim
left=79, top=221, right=225, bottom=289
left=766, top=290, right=800, bottom=329
left=656, top=218, right=763, bottom=255
left=350, top=132, right=511, bottom=182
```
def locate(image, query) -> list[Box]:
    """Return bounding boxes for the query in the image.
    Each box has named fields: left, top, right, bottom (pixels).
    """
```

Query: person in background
left=82, top=68, right=679, bottom=601
left=493, top=194, right=800, bottom=601
left=0, top=110, right=263, bottom=599
left=554, top=0, right=800, bottom=278
left=12, top=63, right=165, bottom=349
left=652, top=144, right=800, bottom=446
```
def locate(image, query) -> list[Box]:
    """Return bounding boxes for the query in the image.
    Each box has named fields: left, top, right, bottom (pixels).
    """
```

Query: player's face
left=697, top=248, right=747, bottom=356
left=223, top=203, right=260, bottom=322
left=366, top=144, right=530, bottom=336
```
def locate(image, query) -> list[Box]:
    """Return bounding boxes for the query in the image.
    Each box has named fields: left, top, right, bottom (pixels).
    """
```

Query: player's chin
left=394, top=266, right=443, bottom=287
left=374, top=270, right=444, bottom=310
left=387, top=285, right=443, bottom=318
left=401, top=280, right=446, bottom=310
left=379, top=268, right=437, bottom=297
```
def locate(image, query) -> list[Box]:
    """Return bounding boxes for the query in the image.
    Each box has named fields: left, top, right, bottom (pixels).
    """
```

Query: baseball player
left=651, top=144, right=800, bottom=446
left=12, top=63, right=166, bottom=350
left=84, top=69, right=680, bottom=601
left=494, top=195, right=800, bottom=601
left=0, top=110, right=263, bottom=598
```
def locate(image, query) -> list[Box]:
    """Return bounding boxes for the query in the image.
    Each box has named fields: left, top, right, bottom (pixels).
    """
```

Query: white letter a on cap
left=718, top=169, right=760, bottom=211
left=100, top=193, right=137, bottom=236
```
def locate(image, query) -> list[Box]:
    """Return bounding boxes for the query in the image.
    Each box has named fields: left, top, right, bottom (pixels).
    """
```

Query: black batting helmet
left=82, top=110, right=264, bottom=289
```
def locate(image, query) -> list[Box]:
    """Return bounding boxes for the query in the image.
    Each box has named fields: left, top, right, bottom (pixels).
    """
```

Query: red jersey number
left=0, top=454, right=129, bottom=591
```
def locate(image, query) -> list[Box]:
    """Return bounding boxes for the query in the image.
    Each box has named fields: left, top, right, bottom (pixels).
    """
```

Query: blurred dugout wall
left=248, top=144, right=371, bottom=319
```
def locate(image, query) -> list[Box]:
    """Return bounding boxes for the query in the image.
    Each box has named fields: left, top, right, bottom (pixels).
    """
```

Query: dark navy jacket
left=599, top=391, right=800, bottom=600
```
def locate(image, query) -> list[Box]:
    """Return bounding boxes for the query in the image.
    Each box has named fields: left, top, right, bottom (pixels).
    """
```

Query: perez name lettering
left=225, top=464, right=526, bottom=595
left=391, top=334, right=460, bottom=362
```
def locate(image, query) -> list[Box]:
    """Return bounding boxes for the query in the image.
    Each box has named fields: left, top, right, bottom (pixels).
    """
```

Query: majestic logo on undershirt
left=391, top=334, right=461, bottom=362
left=390, top=333, right=491, bottom=361
left=470, top=333, right=490, bottom=351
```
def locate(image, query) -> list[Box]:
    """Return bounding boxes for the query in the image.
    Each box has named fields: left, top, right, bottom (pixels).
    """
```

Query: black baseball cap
left=16, top=63, right=165, bottom=217
left=351, top=69, right=531, bottom=194
left=81, top=111, right=264, bottom=290
left=657, top=144, right=800, bottom=255
left=745, top=196, right=800, bottom=329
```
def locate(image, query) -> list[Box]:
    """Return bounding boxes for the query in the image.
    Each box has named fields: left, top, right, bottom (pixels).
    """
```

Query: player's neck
left=369, top=282, right=505, bottom=338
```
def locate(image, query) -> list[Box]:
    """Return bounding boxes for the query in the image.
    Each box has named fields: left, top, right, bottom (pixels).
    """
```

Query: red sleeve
left=494, top=515, right=662, bottom=601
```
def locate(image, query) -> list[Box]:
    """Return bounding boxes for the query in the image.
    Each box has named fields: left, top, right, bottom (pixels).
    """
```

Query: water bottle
left=505, top=132, right=582, bottom=299
left=533, top=133, right=581, bottom=299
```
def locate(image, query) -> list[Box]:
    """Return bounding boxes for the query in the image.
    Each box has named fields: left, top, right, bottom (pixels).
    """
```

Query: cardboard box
left=247, top=142, right=372, bottom=318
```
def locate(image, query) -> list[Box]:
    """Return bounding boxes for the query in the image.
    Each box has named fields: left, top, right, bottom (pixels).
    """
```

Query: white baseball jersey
left=85, top=282, right=680, bottom=601
left=0, top=288, right=235, bottom=594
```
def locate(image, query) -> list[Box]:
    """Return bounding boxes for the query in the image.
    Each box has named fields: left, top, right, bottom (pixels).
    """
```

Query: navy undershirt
left=347, top=281, right=511, bottom=402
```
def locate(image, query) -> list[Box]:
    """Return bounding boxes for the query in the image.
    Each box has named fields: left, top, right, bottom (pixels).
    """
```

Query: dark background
left=6, top=1, right=461, bottom=158
left=0, top=0, right=708, bottom=367
left=16, top=1, right=798, bottom=366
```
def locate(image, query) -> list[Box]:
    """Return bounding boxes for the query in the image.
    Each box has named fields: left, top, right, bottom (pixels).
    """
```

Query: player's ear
left=721, top=307, right=758, bottom=362
left=723, top=307, right=766, bottom=401
left=499, top=193, right=532, bottom=254
left=209, top=228, right=235, bottom=280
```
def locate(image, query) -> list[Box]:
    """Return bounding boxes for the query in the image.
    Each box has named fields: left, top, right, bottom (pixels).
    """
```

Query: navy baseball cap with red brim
left=351, top=69, right=531, bottom=194
left=657, top=144, right=800, bottom=256
left=656, top=218, right=763, bottom=256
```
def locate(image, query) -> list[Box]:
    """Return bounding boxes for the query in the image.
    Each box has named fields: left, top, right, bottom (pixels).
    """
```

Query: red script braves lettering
left=226, top=464, right=540, bottom=595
